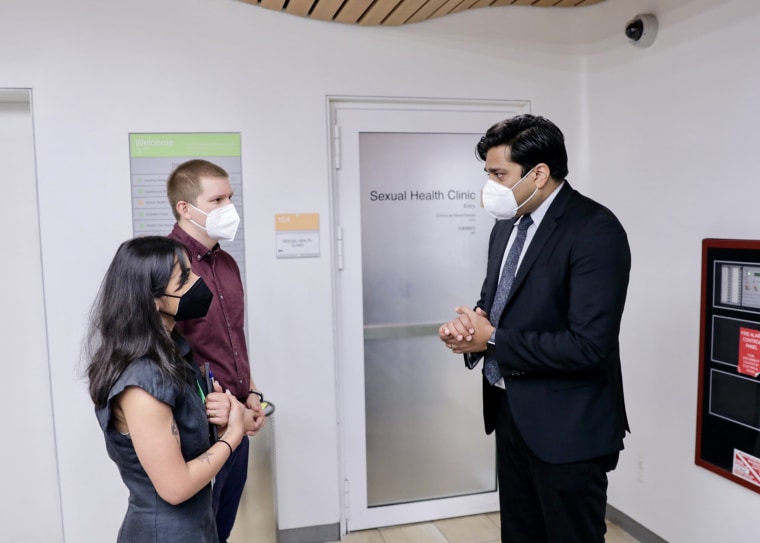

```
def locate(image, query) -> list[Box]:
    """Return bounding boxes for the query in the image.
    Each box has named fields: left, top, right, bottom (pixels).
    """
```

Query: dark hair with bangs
left=476, top=114, right=569, bottom=180
left=85, top=236, right=193, bottom=408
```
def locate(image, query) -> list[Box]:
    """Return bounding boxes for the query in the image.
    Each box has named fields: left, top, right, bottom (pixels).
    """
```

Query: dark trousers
left=212, top=436, right=250, bottom=543
left=495, top=390, right=617, bottom=543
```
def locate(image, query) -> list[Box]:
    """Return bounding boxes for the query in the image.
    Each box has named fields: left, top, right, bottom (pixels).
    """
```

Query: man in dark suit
left=439, top=114, right=630, bottom=543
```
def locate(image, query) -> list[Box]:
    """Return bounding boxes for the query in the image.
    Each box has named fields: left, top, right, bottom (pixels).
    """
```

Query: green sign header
left=129, top=133, right=241, bottom=158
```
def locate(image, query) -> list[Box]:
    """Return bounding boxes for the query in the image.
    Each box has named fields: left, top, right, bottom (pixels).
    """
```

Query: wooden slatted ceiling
left=240, top=0, right=607, bottom=26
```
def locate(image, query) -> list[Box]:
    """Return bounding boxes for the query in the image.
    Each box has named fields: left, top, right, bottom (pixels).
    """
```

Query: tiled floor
left=332, top=516, right=642, bottom=543
left=230, top=423, right=641, bottom=543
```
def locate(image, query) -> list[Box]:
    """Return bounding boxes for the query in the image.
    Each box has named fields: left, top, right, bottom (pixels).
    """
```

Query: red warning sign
left=733, top=449, right=760, bottom=488
left=737, top=327, right=760, bottom=378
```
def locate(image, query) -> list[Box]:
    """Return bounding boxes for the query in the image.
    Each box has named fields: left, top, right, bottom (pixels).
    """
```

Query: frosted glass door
left=332, top=99, right=530, bottom=531
left=360, top=132, right=495, bottom=507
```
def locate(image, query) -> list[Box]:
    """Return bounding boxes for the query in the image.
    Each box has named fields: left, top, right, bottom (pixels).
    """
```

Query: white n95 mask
left=189, top=203, right=241, bottom=242
left=481, top=167, right=537, bottom=220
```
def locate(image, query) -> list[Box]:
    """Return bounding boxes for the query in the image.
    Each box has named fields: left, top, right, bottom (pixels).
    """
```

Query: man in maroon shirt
left=166, top=159, right=265, bottom=542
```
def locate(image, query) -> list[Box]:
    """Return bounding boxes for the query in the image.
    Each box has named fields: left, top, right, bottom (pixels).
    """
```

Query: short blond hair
left=166, top=159, right=229, bottom=220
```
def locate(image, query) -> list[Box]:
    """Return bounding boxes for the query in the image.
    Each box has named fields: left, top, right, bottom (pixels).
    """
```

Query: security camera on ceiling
left=625, top=14, right=658, bottom=48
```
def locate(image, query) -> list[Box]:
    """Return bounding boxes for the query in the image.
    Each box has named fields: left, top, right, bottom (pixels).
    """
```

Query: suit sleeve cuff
left=486, top=329, right=496, bottom=353
left=464, top=352, right=483, bottom=369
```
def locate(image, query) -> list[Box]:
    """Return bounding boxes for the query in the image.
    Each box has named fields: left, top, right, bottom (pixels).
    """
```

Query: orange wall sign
left=275, top=213, right=320, bottom=258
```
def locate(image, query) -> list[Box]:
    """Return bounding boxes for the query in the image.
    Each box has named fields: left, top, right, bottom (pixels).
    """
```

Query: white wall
left=2, top=0, right=759, bottom=541
left=583, top=1, right=760, bottom=542
left=0, top=92, right=63, bottom=542
left=0, top=1, right=584, bottom=541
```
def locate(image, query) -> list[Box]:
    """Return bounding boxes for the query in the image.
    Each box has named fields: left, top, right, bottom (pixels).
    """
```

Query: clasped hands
left=205, top=380, right=265, bottom=437
left=244, top=393, right=266, bottom=436
left=438, top=307, right=494, bottom=354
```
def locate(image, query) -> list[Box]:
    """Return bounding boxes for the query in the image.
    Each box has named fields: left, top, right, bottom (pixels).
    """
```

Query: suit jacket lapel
left=505, top=183, right=575, bottom=306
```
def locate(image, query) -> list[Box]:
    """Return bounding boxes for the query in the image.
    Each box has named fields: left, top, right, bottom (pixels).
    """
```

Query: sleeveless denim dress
left=96, top=337, right=217, bottom=542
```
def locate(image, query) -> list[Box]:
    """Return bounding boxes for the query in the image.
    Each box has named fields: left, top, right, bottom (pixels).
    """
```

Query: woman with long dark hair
left=86, top=236, right=245, bottom=542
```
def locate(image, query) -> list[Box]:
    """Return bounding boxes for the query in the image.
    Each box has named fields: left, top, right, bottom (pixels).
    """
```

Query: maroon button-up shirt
left=169, top=224, right=251, bottom=401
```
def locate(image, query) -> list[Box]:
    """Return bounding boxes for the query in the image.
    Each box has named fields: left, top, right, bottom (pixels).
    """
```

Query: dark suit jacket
left=477, top=182, right=630, bottom=464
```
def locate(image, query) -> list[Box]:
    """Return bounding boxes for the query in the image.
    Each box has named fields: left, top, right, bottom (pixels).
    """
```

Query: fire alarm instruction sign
left=733, top=449, right=760, bottom=488
left=738, top=327, right=760, bottom=378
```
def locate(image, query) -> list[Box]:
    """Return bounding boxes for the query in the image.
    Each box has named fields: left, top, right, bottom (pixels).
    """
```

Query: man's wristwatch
left=249, top=389, right=275, bottom=417
left=248, top=389, right=264, bottom=402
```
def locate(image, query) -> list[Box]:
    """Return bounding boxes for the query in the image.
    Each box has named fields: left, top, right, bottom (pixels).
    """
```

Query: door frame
left=327, top=96, right=531, bottom=535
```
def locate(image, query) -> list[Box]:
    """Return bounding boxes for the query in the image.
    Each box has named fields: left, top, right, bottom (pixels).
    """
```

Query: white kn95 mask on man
left=189, top=203, right=241, bottom=242
left=481, top=167, right=537, bottom=220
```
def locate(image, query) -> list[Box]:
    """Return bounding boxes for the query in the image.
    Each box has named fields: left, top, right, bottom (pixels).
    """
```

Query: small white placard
left=275, top=213, right=320, bottom=258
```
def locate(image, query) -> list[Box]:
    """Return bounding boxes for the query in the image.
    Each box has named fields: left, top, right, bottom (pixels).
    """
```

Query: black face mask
left=162, top=278, right=214, bottom=321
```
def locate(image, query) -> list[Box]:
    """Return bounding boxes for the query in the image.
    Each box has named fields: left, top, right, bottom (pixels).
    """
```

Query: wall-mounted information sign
left=274, top=213, right=320, bottom=258
left=128, top=133, right=246, bottom=283
left=696, top=238, right=760, bottom=494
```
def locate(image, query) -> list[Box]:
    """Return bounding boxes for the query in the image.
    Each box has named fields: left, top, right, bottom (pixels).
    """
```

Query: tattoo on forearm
left=171, top=419, right=180, bottom=446
left=196, top=452, right=212, bottom=464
